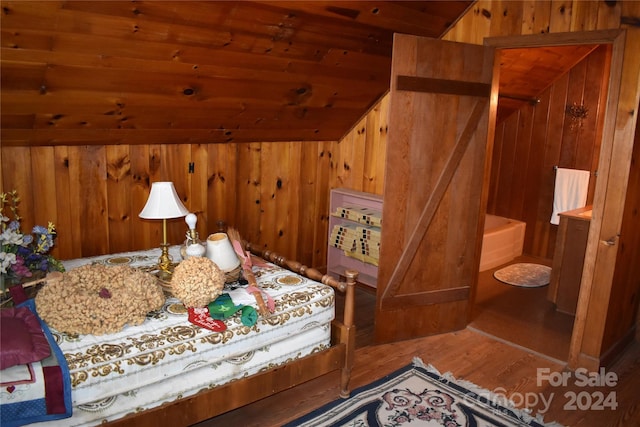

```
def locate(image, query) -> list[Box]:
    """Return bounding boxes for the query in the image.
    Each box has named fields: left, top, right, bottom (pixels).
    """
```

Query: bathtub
left=479, top=214, right=526, bottom=272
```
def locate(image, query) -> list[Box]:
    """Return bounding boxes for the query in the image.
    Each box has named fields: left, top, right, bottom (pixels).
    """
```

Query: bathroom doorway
left=469, top=36, right=614, bottom=362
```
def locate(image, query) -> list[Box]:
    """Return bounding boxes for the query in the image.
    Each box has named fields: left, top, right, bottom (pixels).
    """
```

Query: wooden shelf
left=327, top=188, right=382, bottom=288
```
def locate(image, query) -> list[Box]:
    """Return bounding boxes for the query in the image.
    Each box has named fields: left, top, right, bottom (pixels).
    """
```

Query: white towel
left=550, top=168, right=590, bottom=225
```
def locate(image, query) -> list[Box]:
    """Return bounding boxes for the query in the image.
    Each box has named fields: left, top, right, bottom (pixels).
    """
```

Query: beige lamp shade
left=205, top=233, right=241, bottom=272
left=139, top=182, right=189, bottom=219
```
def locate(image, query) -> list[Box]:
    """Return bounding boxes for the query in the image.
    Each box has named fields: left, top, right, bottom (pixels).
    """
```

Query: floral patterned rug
left=493, top=263, right=552, bottom=288
left=286, top=358, right=560, bottom=427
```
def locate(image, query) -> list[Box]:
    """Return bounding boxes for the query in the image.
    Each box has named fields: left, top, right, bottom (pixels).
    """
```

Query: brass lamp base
left=157, top=243, right=174, bottom=281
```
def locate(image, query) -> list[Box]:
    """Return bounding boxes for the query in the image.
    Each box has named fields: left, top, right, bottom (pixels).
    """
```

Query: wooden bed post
left=340, top=269, right=358, bottom=398
left=244, top=241, right=359, bottom=397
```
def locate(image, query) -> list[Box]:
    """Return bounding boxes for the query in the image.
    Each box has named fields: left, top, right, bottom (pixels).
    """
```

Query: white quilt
left=33, top=247, right=334, bottom=426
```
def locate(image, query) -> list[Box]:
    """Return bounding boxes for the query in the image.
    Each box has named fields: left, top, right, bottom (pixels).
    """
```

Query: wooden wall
left=488, top=44, right=611, bottom=260
left=1, top=142, right=325, bottom=265
left=0, top=95, right=389, bottom=268
left=607, top=99, right=640, bottom=350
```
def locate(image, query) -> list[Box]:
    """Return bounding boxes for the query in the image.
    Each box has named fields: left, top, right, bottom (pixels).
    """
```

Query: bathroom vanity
left=548, top=205, right=593, bottom=315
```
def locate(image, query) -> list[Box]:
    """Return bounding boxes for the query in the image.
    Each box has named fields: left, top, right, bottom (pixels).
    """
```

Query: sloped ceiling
left=0, top=1, right=597, bottom=146
left=497, top=44, right=600, bottom=121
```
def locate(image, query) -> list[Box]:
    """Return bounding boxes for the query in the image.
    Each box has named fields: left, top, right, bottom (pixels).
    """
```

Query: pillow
left=0, top=306, right=51, bottom=370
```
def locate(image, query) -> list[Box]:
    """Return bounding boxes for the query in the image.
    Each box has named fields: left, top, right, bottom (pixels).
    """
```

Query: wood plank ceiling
left=0, top=1, right=597, bottom=146
left=497, top=44, right=599, bottom=121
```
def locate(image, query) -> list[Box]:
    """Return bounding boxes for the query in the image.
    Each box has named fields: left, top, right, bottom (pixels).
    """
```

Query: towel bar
left=553, top=166, right=597, bottom=177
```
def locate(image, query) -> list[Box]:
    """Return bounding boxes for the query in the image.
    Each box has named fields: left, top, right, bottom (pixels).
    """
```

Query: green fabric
left=208, top=294, right=238, bottom=319
left=240, top=306, right=258, bottom=326
left=208, top=294, right=258, bottom=327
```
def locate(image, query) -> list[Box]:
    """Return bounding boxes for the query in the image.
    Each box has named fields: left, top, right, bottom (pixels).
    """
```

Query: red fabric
left=187, top=307, right=226, bottom=332
left=9, top=285, right=28, bottom=305
left=0, top=307, right=51, bottom=369
left=43, top=366, right=67, bottom=414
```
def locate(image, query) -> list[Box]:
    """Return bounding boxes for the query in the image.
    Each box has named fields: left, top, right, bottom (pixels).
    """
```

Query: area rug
left=285, top=358, right=559, bottom=427
left=493, top=263, right=551, bottom=288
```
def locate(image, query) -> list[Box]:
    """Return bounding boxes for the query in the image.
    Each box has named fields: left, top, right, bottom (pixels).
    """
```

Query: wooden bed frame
left=107, top=242, right=358, bottom=427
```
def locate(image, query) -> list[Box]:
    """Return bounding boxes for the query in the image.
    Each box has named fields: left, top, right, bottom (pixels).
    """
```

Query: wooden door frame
left=483, top=29, right=628, bottom=370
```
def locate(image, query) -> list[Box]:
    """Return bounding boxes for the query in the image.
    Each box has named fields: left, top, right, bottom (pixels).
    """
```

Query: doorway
left=374, top=28, right=629, bottom=370
left=469, top=33, right=617, bottom=363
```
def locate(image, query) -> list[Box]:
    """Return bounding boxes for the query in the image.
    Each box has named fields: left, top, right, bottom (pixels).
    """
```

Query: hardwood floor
left=470, top=255, right=575, bottom=362
left=345, top=255, right=576, bottom=360
left=196, top=331, right=639, bottom=426
left=195, top=266, right=640, bottom=427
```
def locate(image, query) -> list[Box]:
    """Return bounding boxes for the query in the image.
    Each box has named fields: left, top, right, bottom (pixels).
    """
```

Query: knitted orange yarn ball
left=171, top=257, right=225, bottom=308
left=35, top=264, right=165, bottom=335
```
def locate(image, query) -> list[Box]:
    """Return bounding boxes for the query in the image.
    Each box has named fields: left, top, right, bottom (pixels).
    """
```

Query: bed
left=1, top=242, right=357, bottom=427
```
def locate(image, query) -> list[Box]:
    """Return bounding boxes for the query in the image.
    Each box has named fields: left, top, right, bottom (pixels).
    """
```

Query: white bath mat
left=493, top=263, right=551, bottom=288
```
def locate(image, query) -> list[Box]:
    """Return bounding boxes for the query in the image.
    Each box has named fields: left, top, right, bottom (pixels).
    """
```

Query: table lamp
left=139, top=182, right=190, bottom=279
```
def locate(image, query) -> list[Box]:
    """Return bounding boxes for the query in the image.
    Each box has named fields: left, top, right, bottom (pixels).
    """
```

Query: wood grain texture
left=197, top=327, right=640, bottom=427
left=441, top=0, right=638, bottom=371
left=197, top=270, right=639, bottom=426
left=128, top=144, right=154, bottom=252
left=607, top=97, right=640, bottom=351
left=0, top=137, right=351, bottom=270
left=0, top=1, right=471, bottom=147
left=52, top=146, right=78, bottom=258
left=68, top=146, right=109, bottom=256
left=106, top=145, right=132, bottom=254
left=488, top=45, right=610, bottom=260
left=375, top=34, right=494, bottom=342
left=1, top=0, right=638, bottom=375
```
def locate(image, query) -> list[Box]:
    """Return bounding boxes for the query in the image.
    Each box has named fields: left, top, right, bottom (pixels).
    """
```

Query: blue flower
left=32, top=225, right=48, bottom=234
left=1, top=190, right=64, bottom=287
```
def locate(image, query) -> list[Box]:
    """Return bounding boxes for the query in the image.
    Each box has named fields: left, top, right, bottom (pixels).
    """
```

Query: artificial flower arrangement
left=1, top=190, right=64, bottom=291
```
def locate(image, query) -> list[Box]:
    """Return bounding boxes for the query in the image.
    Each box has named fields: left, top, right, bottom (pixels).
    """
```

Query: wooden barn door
left=375, top=34, right=497, bottom=343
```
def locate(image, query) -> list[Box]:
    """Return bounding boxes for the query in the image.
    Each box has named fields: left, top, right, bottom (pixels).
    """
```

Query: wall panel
left=106, top=144, right=132, bottom=254
left=2, top=138, right=370, bottom=270
left=488, top=45, right=610, bottom=259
